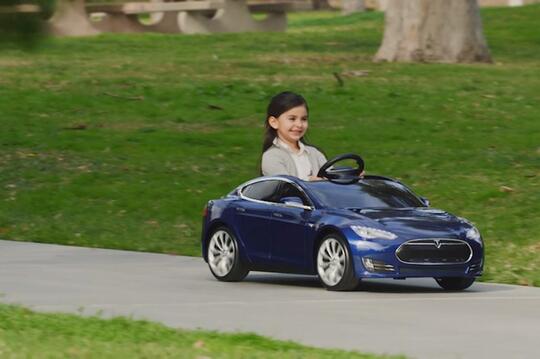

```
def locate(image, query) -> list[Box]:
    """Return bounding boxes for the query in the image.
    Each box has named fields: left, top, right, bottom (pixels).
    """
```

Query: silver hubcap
left=317, top=238, right=346, bottom=286
left=208, top=230, right=236, bottom=277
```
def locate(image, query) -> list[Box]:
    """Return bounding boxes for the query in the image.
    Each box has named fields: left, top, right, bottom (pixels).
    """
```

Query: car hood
left=347, top=207, right=467, bottom=238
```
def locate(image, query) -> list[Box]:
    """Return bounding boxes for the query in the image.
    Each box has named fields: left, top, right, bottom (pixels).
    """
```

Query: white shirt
left=274, top=138, right=313, bottom=180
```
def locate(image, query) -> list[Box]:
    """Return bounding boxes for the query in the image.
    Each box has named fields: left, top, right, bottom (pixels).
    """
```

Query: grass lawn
left=0, top=5, right=538, bottom=286
left=0, top=303, right=401, bottom=358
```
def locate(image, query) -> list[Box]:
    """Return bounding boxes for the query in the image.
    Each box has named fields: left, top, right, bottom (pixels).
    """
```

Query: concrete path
left=1, top=240, right=539, bottom=359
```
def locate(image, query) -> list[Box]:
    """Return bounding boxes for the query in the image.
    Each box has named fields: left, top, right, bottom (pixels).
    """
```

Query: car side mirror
left=421, top=197, right=430, bottom=207
left=281, top=196, right=303, bottom=205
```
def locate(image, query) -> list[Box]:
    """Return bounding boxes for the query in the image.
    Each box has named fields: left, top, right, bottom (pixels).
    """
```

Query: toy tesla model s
left=201, top=154, right=484, bottom=291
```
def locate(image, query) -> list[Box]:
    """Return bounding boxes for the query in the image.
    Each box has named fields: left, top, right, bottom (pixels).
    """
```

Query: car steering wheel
left=317, top=153, right=365, bottom=184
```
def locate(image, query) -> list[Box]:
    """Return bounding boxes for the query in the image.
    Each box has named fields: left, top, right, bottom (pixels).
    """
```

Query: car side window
left=241, top=180, right=281, bottom=203
left=276, top=182, right=311, bottom=206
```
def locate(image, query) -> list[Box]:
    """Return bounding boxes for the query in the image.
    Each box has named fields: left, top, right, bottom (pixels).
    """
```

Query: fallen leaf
left=193, top=340, right=205, bottom=349
left=64, top=124, right=87, bottom=130
left=342, top=70, right=371, bottom=77
left=207, top=104, right=224, bottom=111
left=499, top=186, right=514, bottom=193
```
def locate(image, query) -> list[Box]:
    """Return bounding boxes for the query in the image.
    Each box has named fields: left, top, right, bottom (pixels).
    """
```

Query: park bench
left=85, top=0, right=312, bottom=34
left=0, top=4, right=41, bottom=13
left=86, top=1, right=226, bottom=33
left=177, top=0, right=312, bottom=34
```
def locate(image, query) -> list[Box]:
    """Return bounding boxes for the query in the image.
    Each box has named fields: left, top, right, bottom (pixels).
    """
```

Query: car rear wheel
left=435, top=277, right=475, bottom=290
left=316, top=234, right=359, bottom=291
left=207, top=227, right=249, bottom=282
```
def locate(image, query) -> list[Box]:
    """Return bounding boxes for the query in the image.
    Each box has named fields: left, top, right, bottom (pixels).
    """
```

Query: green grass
left=0, top=303, right=400, bottom=358
left=0, top=6, right=539, bottom=286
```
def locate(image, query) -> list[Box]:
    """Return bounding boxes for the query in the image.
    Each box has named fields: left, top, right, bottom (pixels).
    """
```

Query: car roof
left=231, top=175, right=406, bottom=208
left=238, top=174, right=399, bottom=185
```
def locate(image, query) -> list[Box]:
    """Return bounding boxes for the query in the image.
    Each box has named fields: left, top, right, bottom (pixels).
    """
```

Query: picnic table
left=0, top=4, right=41, bottom=13
left=49, top=0, right=312, bottom=36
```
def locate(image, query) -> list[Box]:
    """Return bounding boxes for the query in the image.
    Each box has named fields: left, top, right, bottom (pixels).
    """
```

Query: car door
left=268, top=181, right=313, bottom=271
left=234, top=180, right=281, bottom=265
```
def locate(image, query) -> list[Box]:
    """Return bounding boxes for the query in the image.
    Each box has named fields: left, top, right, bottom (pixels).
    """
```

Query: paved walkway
left=1, top=240, right=539, bottom=359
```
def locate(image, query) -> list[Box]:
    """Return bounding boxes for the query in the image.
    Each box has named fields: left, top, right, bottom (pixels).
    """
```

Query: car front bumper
left=349, top=238, right=484, bottom=279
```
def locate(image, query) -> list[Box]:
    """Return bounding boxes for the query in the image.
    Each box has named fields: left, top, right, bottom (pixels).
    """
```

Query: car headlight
left=351, top=225, right=397, bottom=240
left=466, top=227, right=483, bottom=245
left=465, top=227, right=480, bottom=240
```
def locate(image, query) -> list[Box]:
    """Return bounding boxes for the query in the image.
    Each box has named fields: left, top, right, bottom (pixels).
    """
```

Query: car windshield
left=305, top=178, right=425, bottom=209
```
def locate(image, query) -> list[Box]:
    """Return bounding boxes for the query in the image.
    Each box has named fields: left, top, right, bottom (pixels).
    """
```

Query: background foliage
left=0, top=0, right=54, bottom=48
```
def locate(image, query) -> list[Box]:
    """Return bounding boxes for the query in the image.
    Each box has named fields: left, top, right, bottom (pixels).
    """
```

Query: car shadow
left=243, top=273, right=513, bottom=293
left=244, top=273, right=322, bottom=288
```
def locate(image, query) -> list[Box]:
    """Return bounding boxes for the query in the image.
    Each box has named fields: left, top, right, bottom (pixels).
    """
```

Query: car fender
left=202, top=218, right=252, bottom=266
left=309, top=225, right=350, bottom=273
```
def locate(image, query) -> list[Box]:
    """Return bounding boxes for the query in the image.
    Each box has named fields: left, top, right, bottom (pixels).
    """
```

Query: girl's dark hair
left=261, top=91, right=309, bottom=154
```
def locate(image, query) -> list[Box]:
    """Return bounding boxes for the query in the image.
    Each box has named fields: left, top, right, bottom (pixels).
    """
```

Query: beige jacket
left=261, top=140, right=327, bottom=178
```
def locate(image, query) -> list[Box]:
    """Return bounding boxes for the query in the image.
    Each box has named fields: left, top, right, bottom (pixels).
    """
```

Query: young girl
left=261, top=91, right=327, bottom=181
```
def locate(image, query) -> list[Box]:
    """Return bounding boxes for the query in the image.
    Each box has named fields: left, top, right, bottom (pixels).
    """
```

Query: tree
left=374, top=0, right=492, bottom=63
left=0, top=0, right=53, bottom=48
left=48, top=0, right=99, bottom=36
left=342, top=0, right=365, bottom=15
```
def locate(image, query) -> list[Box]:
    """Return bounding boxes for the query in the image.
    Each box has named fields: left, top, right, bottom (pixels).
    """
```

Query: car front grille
left=396, top=239, right=472, bottom=265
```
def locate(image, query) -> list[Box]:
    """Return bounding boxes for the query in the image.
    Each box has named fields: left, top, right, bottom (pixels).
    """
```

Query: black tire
left=207, top=227, right=249, bottom=282
left=435, top=277, right=476, bottom=291
left=316, top=233, right=359, bottom=291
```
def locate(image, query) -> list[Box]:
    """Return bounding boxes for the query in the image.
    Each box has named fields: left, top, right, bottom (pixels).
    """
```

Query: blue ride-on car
left=201, top=154, right=484, bottom=291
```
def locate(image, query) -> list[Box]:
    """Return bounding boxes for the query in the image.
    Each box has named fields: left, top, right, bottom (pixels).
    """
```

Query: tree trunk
left=374, top=0, right=492, bottom=63
left=312, top=0, right=335, bottom=10
left=49, top=0, right=100, bottom=37
left=342, top=0, right=365, bottom=15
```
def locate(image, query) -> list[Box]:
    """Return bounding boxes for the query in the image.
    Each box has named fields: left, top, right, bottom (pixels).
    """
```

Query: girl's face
left=268, top=105, right=308, bottom=147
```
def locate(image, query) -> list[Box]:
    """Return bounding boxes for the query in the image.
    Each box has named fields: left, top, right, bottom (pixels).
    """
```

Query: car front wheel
left=435, top=277, right=476, bottom=290
left=207, top=227, right=249, bottom=282
left=316, top=234, right=359, bottom=291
